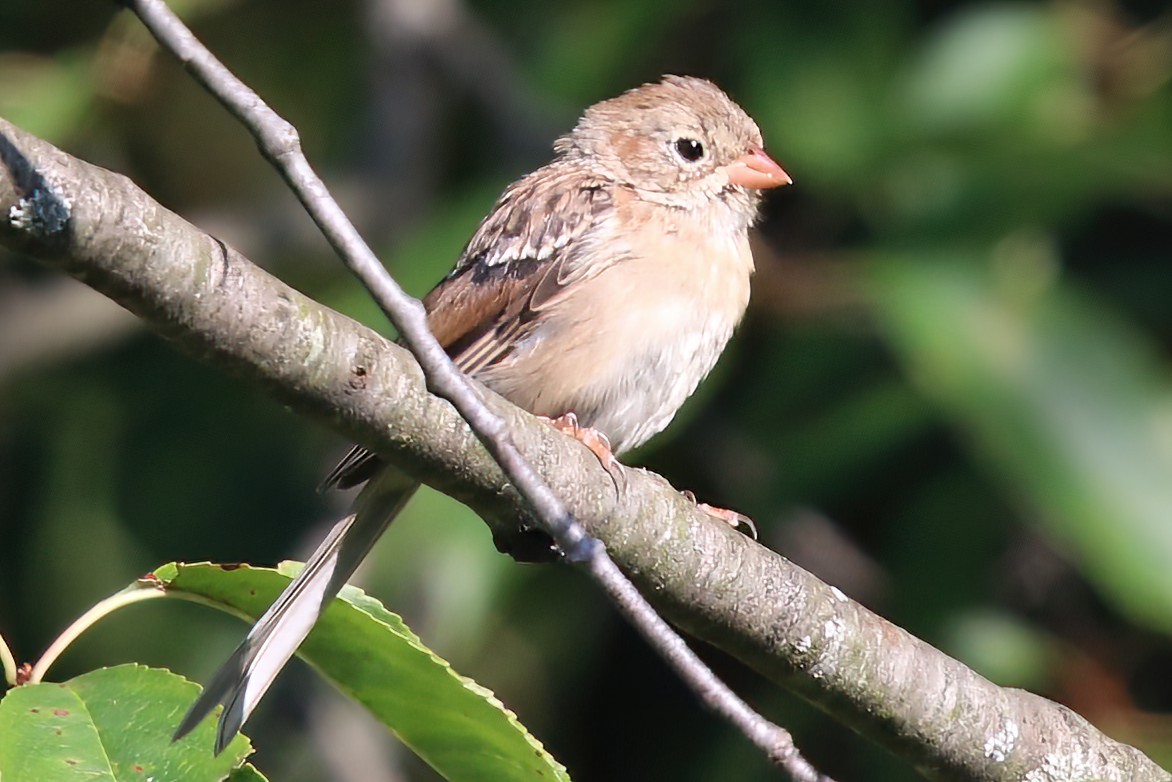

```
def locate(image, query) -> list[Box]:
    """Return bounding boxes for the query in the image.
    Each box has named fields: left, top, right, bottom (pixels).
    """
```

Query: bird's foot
left=683, top=490, right=757, bottom=539
left=541, top=412, right=626, bottom=491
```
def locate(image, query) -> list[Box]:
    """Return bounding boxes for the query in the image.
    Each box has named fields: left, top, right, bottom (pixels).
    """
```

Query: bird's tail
left=174, top=467, right=419, bottom=753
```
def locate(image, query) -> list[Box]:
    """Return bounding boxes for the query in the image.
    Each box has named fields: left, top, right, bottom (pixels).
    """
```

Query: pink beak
left=726, top=148, right=792, bottom=190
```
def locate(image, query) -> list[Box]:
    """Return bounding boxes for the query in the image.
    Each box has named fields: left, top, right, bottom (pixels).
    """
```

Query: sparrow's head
left=555, top=75, right=791, bottom=210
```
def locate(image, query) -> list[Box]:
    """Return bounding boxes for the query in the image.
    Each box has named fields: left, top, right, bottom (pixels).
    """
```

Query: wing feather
left=424, top=164, right=615, bottom=373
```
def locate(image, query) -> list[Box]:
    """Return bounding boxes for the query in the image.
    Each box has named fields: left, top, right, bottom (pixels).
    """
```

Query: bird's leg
left=682, top=490, right=758, bottom=539
left=540, top=412, right=626, bottom=491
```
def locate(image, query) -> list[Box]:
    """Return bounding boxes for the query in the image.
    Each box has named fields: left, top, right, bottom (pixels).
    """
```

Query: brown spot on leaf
left=53, top=709, right=69, bottom=717
left=137, top=572, right=167, bottom=590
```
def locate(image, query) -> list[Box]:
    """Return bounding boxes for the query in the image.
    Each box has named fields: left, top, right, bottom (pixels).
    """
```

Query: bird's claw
left=682, top=490, right=757, bottom=539
left=541, top=412, right=627, bottom=493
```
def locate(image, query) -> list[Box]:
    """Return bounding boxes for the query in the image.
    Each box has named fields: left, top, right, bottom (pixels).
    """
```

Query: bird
left=175, top=74, right=791, bottom=752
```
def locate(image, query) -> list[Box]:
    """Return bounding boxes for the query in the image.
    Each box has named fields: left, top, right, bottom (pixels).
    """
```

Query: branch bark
left=1, top=117, right=1165, bottom=782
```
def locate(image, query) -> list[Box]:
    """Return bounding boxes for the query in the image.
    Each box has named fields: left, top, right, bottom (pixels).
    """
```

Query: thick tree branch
left=0, top=118, right=1165, bottom=782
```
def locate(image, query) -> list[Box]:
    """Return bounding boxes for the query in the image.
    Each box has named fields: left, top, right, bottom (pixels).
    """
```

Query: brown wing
left=321, top=162, right=616, bottom=490
left=423, top=163, right=615, bottom=374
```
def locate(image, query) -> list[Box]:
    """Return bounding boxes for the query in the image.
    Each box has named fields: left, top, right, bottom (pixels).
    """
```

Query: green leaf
left=0, top=665, right=250, bottom=781
left=871, top=248, right=1172, bottom=634
left=157, top=562, right=571, bottom=782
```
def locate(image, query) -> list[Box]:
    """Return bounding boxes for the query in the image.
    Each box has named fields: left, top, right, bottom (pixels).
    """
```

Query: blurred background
left=2, top=0, right=1172, bottom=779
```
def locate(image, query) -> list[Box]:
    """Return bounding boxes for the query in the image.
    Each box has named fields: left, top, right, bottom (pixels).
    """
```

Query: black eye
left=673, top=138, right=705, bottom=162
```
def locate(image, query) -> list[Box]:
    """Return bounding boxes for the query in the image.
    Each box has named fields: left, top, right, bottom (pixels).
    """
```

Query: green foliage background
left=2, top=0, right=1171, bottom=779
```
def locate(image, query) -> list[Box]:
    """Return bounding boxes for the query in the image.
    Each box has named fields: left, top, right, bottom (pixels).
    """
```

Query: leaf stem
left=0, top=629, right=16, bottom=687
left=29, top=580, right=168, bottom=683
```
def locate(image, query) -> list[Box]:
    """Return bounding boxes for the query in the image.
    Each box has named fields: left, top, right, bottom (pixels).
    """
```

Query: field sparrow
left=178, top=75, right=791, bottom=751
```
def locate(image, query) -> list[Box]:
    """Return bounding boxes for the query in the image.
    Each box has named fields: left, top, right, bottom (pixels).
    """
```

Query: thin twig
left=120, top=1, right=831, bottom=778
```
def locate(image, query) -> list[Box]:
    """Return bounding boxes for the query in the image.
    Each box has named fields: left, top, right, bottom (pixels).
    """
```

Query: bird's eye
left=673, top=138, right=705, bottom=163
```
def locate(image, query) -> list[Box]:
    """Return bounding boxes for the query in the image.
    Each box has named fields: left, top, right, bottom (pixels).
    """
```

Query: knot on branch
left=0, top=128, right=74, bottom=255
left=8, top=183, right=71, bottom=238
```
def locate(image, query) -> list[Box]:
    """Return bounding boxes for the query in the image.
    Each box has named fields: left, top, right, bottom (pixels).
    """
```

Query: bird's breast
left=477, top=214, right=754, bottom=454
